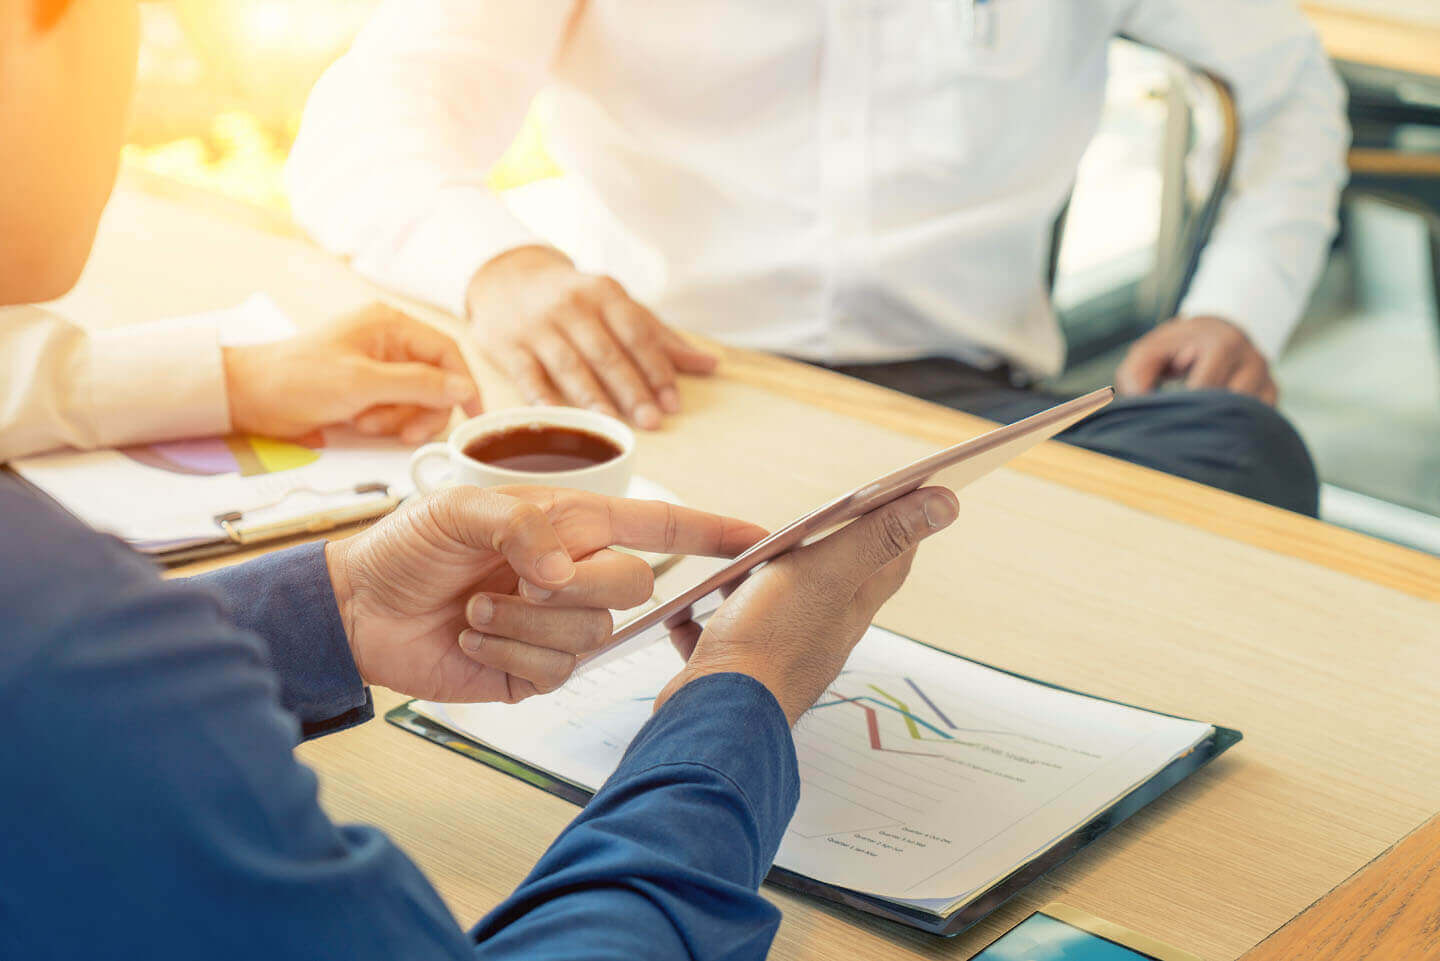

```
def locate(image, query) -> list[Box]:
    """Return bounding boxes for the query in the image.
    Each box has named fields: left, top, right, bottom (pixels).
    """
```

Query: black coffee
left=463, top=424, right=622, bottom=473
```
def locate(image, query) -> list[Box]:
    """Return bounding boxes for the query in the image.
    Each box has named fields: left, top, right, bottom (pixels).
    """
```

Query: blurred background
left=127, top=0, right=554, bottom=209
left=126, top=0, right=1440, bottom=554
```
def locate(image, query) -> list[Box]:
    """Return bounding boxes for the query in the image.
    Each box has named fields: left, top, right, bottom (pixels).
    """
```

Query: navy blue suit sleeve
left=0, top=482, right=473, bottom=961
left=191, top=542, right=372, bottom=737
left=0, top=479, right=801, bottom=961
left=473, top=673, right=801, bottom=961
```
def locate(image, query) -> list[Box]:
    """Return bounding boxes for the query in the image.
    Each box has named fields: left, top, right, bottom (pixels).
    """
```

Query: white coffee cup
left=409, top=406, right=635, bottom=497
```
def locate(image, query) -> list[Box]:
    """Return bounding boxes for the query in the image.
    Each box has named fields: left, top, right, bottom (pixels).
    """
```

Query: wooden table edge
left=1238, top=810, right=1440, bottom=960
left=120, top=168, right=1440, bottom=604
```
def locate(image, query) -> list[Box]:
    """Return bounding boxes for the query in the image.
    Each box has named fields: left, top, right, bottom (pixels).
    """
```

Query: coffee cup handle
left=409, top=443, right=455, bottom=495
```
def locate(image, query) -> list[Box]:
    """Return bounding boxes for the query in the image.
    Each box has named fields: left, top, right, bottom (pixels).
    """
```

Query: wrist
left=220, top=344, right=266, bottom=434
left=663, top=656, right=813, bottom=727
left=468, top=245, right=573, bottom=297
left=480, top=244, right=573, bottom=274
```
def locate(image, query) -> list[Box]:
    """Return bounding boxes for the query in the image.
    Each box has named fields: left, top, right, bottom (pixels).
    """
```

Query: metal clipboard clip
left=215, top=482, right=401, bottom=546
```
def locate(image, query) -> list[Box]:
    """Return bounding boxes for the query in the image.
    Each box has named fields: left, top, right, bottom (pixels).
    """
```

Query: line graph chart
left=417, top=623, right=1213, bottom=902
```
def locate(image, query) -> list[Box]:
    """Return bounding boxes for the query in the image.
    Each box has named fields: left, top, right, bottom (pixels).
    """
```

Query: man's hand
left=1115, top=315, right=1277, bottom=404
left=324, top=485, right=767, bottom=704
left=655, top=487, right=959, bottom=726
left=223, top=303, right=483, bottom=444
left=466, top=246, right=717, bottom=429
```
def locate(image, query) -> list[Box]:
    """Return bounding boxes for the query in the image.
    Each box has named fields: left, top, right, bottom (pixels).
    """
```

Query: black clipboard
left=385, top=630, right=1241, bottom=938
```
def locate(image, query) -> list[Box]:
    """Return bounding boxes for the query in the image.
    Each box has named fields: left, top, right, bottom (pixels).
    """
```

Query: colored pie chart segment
left=120, top=433, right=324, bottom=477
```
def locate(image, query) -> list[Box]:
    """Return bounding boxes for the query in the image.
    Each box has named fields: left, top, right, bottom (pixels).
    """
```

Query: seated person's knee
left=1173, top=390, right=1319, bottom=516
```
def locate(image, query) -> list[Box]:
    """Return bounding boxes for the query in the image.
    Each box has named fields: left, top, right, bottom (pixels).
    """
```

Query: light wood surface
left=67, top=181, right=1440, bottom=960
left=1303, top=4, right=1440, bottom=78
left=1239, top=811, right=1440, bottom=960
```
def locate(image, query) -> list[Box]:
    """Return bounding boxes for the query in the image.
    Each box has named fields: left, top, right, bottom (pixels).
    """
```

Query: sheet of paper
left=12, top=429, right=415, bottom=549
left=415, top=625, right=1212, bottom=903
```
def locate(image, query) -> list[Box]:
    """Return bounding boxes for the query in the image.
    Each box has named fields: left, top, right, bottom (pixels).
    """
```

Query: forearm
left=473, top=673, right=800, bottom=960
left=0, top=307, right=229, bottom=461
left=1126, top=0, right=1350, bottom=356
left=1179, top=52, right=1349, bottom=356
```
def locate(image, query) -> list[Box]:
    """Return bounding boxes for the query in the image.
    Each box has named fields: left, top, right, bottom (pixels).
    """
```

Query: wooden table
left=1302, top=5, right=1440, bottom=180
left=56, top=178, right=1440, bottom=960
left=1303, top=4, right=1440, bottom=80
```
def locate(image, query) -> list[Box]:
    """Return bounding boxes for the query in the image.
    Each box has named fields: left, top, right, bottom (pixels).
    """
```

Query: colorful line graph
left=868, top=683, right=925, bottom=739
left=643, top=672, right=1064, bottom=761
left=905, top=676, right=955, bottom=727
left=120, top=432, right=324, bottom=478
left=815, top=676, right=1058, bottom=757
left=833, top=693, right=944, bottom=758
left=814, top=681, right=952, bottom=735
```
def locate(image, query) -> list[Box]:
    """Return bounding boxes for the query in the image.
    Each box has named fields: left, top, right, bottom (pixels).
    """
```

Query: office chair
left=1049, top=56, right=1239, bottom=363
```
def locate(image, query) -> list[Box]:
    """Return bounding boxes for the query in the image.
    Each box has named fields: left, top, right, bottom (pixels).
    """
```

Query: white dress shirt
left=287, top=0, right=1348, bottom=375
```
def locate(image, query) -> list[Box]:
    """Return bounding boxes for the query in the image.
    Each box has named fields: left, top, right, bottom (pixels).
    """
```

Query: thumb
left=350, top=358, right=477, bottom=411
left=1115, top=332, right=1173, bottom=396
left=802, top=487, right=958, bottom=598
left=427, top=488, right=577, bottom=590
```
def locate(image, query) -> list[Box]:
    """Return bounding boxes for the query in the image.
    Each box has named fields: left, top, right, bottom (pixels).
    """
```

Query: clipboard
left=5, top=428, right=418, bottom=565
left=161, top=482, right=403, bottom=564
left=2, top=466, right=403, bottom=565
left=385, top=626, right=1241, bottom=937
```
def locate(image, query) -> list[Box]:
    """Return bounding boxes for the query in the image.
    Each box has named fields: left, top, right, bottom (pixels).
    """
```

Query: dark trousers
left=820, top=357, right=1320, bottom=517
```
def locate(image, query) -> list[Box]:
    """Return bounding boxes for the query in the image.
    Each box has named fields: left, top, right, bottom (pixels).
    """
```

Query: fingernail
left=520, top=580, right=553, bottom=602
left=467, top=594, right=494, bottom=626
left=923, top=494, right=958, bottom=530
left=658, top=387, right=680, bottom=414
left=636, top=403, right=661, bottom=429
left=445, top=376, right=474, bottom=402
left=459, top=630, right=485, bottom=655
left=537, top=550, right=574, bottom=583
